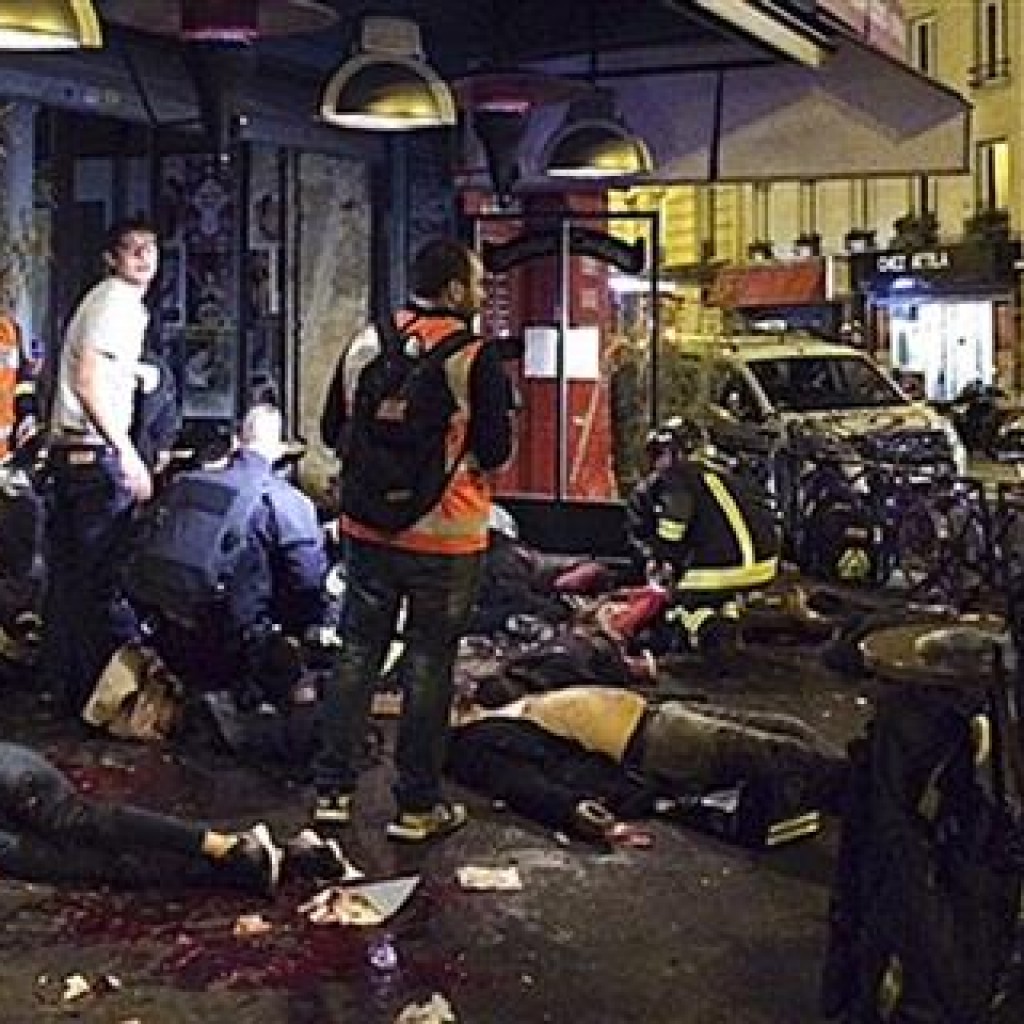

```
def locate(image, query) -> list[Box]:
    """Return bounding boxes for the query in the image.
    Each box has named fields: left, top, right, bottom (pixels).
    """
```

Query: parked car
left=664, top=332, right=965, bottom=479
left=662, top=333, right=966, bottom=579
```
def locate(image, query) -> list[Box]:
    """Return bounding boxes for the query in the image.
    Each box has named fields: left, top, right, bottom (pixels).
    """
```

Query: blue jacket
left=219, top=449, right=329, bottom=634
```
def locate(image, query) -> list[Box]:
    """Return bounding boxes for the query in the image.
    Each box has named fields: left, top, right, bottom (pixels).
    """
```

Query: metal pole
left=557, top=217, right=571, bottom=499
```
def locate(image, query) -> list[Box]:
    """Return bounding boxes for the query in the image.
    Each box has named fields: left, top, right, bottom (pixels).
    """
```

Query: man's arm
left=74, top=346, right=151, bottom=501
left=267, top=490, right=331, bottom=629
left=625, top=475, right=659, bottom=572
left=652, top=465, right=697, bottom=566
left=466, top=341, right=512, bottom=471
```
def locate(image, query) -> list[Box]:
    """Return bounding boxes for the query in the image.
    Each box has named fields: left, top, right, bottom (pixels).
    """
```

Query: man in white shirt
left=43, top=217, right=160, bottom=713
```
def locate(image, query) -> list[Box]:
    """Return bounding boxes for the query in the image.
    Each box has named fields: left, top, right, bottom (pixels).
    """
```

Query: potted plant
left=891, top=211, right=939, bottom=249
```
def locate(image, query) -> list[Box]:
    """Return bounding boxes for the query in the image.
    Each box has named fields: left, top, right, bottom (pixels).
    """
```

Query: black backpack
left=121, top=468, right=270, bottom=628
left=821, top=680, right=1024, bottom=1023
left=339, top=316, right=474, bottom=534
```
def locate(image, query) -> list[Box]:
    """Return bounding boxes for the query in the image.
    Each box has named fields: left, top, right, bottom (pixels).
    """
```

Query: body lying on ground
left=0, top=740, right=280, bottom=893
left=446, top=686, right=848, bottom=845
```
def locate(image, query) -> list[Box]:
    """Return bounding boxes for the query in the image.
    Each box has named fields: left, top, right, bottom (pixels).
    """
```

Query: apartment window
left=909, top=15, right=936, bottom=75
left=699, top=185, right=717, bottom=262
left=976, top=139, right=1010, bottom=210
left=910, top=174, right=937, bottom=216
left=798, top=180, right=817, bottom=235
left=850, top=178, right=874, bottom=228
left=971, top=0, right=1010, bottom=84
left=752, top=182, right=772, bottom=240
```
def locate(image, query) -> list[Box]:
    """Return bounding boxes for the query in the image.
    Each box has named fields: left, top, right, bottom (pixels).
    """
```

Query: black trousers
left=41, top=446, right=140, bottom=713
left=0, top=741, right=218, bottom=888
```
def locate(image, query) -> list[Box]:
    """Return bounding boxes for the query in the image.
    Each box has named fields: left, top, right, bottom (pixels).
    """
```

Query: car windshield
left=748, top=355, right=905, bottom=412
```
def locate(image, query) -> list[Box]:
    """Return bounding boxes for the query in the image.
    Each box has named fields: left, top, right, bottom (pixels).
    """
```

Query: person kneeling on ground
left=626, top=417, right=780, bottom=656
left=121, top=403, right=330, bottom=707
left=446, top=685, right=847, bottom=846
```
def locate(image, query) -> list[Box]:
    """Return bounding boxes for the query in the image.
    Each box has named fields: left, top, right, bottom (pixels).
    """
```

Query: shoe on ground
left=386, top=801, right=468, bottom=843
left=283, top=828, right=360, bottom=882
left=223, top=822, right=282, bottom=898
left=312, top=792, right=352, bottom=827
left=571, top=799, right=616, bottom=847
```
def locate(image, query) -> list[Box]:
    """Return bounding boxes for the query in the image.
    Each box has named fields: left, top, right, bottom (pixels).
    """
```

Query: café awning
left=710, top=260, right=827, bottom=308
left=517, top=28, right=969, bottom=184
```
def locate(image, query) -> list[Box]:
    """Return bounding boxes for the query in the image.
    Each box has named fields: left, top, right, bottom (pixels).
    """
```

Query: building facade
left=612, top=0, right=1023, bottom=401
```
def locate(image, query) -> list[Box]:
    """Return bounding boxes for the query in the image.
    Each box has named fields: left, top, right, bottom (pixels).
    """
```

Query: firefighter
left=625, top=417, right=780, bottom=655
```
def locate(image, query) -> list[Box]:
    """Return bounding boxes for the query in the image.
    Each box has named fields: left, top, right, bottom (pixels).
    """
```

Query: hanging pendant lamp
left=0, top=0, right=102, bottom=49
left=319, top=16, right=456, bottom=132
left=100, top=0, right=338, bottom=43
left=541, top=89, right=652, bottom=180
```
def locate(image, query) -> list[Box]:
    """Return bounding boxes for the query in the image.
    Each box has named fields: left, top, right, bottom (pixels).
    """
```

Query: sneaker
left=283, top=828, right=361, bottom=882
left=222, top=822, right=283, bottom=898
left=386, top=801, right=468, bottom=843
left=312, top=792, right=352, bottom=826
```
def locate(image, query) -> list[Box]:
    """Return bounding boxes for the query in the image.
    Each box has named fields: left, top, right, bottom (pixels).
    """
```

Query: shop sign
left=875, top=250, right=950, bottom=274
left=851, top=240, right=1021, bottom=295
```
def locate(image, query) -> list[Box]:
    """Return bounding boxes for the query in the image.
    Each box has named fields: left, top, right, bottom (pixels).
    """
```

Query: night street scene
left=2, top=2, right=1024, bottom=1023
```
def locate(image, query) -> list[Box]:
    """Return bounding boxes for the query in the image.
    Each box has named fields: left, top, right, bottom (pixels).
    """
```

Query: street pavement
left=0, top=598, right=1020, bottom=1024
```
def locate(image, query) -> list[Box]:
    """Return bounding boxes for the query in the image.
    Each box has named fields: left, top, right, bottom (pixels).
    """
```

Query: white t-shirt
left=51, top=277, right=149, bottom=442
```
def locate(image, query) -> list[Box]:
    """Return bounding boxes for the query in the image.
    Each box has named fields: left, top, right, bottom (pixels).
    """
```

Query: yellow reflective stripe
left=676, top=557, right=778, bottom=591
left=680, top=606, right=716, bottom=635
left=14, top=381, right=35, bottom=397
left=657, top=519, right=686, bottom=542
left=705, top=471, right=754, bottom=566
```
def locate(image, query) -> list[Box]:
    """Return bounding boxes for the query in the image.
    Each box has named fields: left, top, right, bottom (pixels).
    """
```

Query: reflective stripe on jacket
left=655, top=462, right=779, bottom=595
left=340, top=310, right=491, bottom=555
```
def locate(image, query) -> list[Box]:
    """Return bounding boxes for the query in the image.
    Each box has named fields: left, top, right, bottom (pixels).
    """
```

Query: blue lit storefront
left=850, top=240, right=1022, bottom=400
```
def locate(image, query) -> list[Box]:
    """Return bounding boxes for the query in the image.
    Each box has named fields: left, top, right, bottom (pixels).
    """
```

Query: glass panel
left=294, top=150, right=370, bottom=502
left=244, top=144, right=285, bottom=408
left=157, top=153, right=239, bottom=422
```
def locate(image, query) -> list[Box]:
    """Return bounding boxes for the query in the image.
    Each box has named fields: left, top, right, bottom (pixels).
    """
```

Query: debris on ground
left=61, top=973, right=91, bottom=1002
left=232, top=913, right=273, bottom=938
left=393, top=992, right=457, bottom=1023
left=299, top=876, right=420, bottom=926
left=456, top=865, right=523, bottom=891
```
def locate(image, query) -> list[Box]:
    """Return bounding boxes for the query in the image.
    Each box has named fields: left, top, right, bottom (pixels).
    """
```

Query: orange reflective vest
left=340, top=310, right=491, bottom=556
left=0, top=314, right=21, bottom=458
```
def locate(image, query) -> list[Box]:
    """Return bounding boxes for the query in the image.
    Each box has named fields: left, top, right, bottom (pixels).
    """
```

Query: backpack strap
left=375, top=315, right=405, bottom=355
left=407, top=322, right=477, bottom=490
left=420, top=326, right=476, bottom=365
left=378, top=313, right=475, bottom=367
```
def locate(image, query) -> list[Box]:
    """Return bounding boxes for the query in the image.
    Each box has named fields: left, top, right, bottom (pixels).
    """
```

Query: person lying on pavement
left=445, top=685, right=848, bottom=846
left=0, top=740, right=348, bottom=894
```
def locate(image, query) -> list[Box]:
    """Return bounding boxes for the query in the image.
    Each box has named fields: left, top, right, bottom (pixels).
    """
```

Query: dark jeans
left=314, top=536, right=483, bottom=812
left=0, top=741, right=214, bottom=887
left=41, top=447, right=140, bottom=713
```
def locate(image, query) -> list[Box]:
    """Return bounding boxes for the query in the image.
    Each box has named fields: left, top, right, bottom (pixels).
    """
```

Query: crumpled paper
left=232, top=913, right=272, bottom=938
left=394, top=992, right=456, bottom=1023
left=455, top=865, right=523, bottom=891
left=298, top=876, right=419, bottom=926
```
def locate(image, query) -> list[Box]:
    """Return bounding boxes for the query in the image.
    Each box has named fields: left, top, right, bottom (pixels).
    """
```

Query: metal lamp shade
left=320, top=54, right=456, bottom=131
left=542, top=90, right=652, bottom=179
left=545, top=121, right=652, bottom=178
left=0, top=0, right=102, bottom=49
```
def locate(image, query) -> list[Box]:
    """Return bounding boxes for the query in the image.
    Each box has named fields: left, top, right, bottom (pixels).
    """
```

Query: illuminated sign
left=876, top=250, right=950, bottom=273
